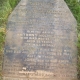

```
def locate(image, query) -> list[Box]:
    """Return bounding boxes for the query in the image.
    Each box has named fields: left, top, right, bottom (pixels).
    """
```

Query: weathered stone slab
left=3, top=0, right=77, bottom=80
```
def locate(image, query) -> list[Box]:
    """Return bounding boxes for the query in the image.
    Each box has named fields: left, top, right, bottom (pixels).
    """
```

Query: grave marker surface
left=3, top=0, right=77, bottom=80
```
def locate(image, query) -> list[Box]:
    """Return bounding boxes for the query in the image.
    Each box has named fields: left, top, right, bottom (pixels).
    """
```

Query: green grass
left=0, top=0, right=20, bottom=79
left=9, top=0, right=21, bottom=9
left=65, top=0, right=80, bottom=79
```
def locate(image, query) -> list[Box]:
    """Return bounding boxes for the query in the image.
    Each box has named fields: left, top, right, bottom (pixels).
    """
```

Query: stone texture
left=3, top=0, right=77, bottom=80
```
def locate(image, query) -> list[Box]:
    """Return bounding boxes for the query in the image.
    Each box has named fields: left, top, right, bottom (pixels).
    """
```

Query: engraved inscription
left=3, top=0, right=77, bottom=80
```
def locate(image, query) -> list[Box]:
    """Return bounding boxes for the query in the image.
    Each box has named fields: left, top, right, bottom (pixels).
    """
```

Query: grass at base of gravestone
left=0, top=0, right=21, bottom=79
left=65, top=0, right=80, bottom=79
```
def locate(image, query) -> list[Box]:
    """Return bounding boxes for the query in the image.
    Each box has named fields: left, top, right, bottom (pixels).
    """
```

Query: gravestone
left=3, top=0, right=77, bottom=80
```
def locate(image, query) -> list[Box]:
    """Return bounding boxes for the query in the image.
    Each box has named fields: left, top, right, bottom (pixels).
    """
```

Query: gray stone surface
left=3, top=0, right=77, bottom=80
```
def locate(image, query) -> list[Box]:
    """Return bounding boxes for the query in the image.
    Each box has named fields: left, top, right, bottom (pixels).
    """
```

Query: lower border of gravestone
left=3, top=77, right=56, bottom=80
